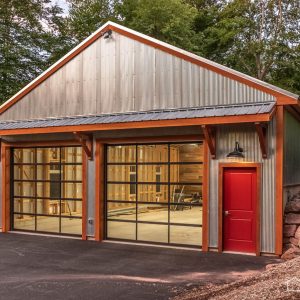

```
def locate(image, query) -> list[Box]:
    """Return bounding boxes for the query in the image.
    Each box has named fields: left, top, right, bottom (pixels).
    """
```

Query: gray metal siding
left=0, top=33, right=275, bottom=121
left=209, top=119, right=276, bottom=253
left=87, top=140, right=96, bottom=237
left=284, top=111, right=300, bottom=186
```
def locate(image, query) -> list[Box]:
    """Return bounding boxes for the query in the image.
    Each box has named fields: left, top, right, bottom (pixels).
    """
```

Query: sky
left=52, top=0, right=69, bottom=15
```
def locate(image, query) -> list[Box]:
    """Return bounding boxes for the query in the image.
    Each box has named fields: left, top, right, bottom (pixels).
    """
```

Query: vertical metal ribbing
left=209, top=121, right=276, bottom=253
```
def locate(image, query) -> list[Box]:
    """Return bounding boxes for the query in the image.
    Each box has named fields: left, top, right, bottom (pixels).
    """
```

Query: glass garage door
left=12, top=147, right=83, bottom=236
left=105, top=142, right=203, bottom=247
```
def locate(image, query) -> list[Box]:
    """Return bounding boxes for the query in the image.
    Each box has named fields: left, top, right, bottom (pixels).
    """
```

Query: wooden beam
left=1, top=144, right=10, bottom=232
left=202, top=125, right=216, bottom=159
left=275, top=105, right=284, bottom=255
left=73, top=132, right=93, bottom=160
left=0, top=113, right=273, bottom=136
left=255, top=123, right=268, bottom=159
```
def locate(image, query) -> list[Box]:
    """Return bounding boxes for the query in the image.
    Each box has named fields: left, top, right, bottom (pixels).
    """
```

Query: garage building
left=0, top=22, right=299, bottom=256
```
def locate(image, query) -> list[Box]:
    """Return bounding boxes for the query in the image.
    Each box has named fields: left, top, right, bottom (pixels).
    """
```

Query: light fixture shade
left=227, top=141, right=244, bottom=158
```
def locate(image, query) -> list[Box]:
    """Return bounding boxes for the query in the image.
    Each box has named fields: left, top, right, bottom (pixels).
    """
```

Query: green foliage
left=117, top=0, right=198, bottom=52
left=66, top=0, right=119, bottom=41
left=0, top=0, right=72, bottom=103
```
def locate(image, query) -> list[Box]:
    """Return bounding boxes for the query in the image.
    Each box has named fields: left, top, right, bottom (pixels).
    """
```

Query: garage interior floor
left=0, top=233, right=280, bottom=300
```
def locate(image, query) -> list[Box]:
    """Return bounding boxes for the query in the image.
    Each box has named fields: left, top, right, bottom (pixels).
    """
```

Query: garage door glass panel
left=170, top=226, right=202, bottom=246
left=138, top=184, right=168, bottom=203
left=14, top=198, right=35, bottom=214
left=137, top=204, right=168, bottom=223
left=12, top=147, right=83, bottom=236
left=170, top=205, right=202, bottom=225
left=14, top=182, right=35, bottom=197
left=137, top=145, right=168, bottom=162
left=137, top=224, right=168, bottom=243
left=61, top=217, right=82, bottom=235
left=170, top=144, right=203, bottom=162
left=107, top=165, right=136, bottom=182
left=36, top=216, right=60, bottom=233
left=107, top=202, right=136, bottom=221
left=107, top=184, right=135, bottom=201
left=107, top=145, right=136, bottom=163
left=107, top=221, right=136, bottom=240
left=14, top=214, right=35, bottom=231
left=36, top=199, right=60, bottom=215
left=14, top=165, right=35, bottom=180
left=106, top=143, right=203, bottom=247
left=14, top=148, right=35, bottom=163
left=137, top=165, right=168, bottom=182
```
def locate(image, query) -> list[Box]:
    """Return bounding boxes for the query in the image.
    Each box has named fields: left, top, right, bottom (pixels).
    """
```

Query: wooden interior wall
left=107, top=144, right=204, bottom=209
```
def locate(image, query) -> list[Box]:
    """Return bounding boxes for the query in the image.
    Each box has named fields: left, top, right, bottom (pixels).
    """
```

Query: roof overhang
left=0, top=103, right=275, bottom=136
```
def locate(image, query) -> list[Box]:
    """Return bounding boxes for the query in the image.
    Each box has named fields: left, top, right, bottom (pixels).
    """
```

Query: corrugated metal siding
left=284, top=111, right=300, bottom=185
left=0, top=32, right=275, bottom=121
left=87, top=140, right=96, bottom=237
left=209, top=119, right=276, bottom=253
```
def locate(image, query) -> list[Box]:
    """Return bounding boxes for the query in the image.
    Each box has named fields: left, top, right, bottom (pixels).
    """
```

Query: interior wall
left=209, top=120, right=276, bottom=253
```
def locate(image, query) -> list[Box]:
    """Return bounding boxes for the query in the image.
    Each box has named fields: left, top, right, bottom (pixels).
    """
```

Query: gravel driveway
left=0, top=233, right=280, bottom=300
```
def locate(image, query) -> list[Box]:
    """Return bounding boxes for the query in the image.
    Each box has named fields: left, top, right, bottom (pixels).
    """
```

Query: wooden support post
left=255, top=123, right=268, bottom=159
left=202, top=125, right=216, bottom=159
left=2, top=144, right=10, bottom=232
left=73, top=132, right=93, bottom=160
left=275, top=105, right=284, bottom=255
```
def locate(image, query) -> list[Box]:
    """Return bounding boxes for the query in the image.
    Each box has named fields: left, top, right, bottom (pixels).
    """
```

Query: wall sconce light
left=103, top=29, right=112, bottom=39
left=227, top=141, right=244, bottom=158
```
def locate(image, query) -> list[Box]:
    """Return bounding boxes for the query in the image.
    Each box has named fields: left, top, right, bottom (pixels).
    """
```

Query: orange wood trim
left=276, top=96, right=298, bottom=105
left=275, top=105, right=284, bottom=255
left=256, top=163, right=261, bottom=256
left=95, top=141, right=104, bottom=241
left=73, top=132, right=93, bottom=160
left=202, top=125, right=216, bottom=159
left=2, top=140, right=81, bottom=147
left=218, top=165, right=223, bottom=253
left=1, top=144, right=10, bottom=232
left=255, top=123, right=268, bottom=159
left=81, top=150, right=87, bottom=240
left=202, top=140, right=210, bottom=251
left=0, top=113, right=273, bottom=136
left=109, top=25, right=297, bottom=102
left=218, top=163, right=261, bottom=255
left=98, top=135, right=203, bottom=144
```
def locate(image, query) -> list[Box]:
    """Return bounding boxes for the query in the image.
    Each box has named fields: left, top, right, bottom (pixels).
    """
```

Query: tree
left=66, top=0, right=119, bottom=42
left=195, top=0, right=300, bottom=93
left=118, top=0, right=198, bottom=52
left=0, top=0, right=69, bottom=103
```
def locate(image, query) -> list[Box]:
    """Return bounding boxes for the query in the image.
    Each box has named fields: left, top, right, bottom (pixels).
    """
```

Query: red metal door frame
left=218, top=163, right=261, bottom=256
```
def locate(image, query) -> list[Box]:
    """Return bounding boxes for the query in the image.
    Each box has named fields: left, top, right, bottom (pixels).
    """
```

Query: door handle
left=224, top=211, right=231, bottom=216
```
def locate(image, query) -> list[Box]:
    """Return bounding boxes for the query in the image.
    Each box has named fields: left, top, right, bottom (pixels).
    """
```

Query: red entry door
left=223, top=168, right=257, bottom=253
